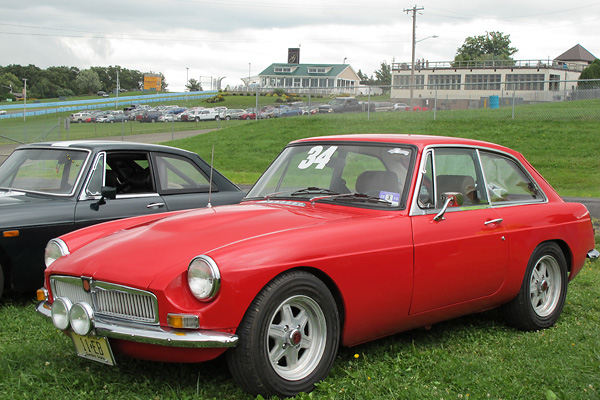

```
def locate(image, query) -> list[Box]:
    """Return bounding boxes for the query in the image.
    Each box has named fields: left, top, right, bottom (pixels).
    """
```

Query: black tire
left=215, top=116, right=220, bottom=121
left=245, top=116, right=251, bottom=120
left=227, top=270, right=340, bottom=397
left=225, top=116, right=231, bottom=120
left=502, top=242, right=568, bottom=330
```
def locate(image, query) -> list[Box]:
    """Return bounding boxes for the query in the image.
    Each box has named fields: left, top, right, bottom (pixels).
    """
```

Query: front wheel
left=502, top=242, right=568, bottom=330
left=227, top=271, right=340, bottom=397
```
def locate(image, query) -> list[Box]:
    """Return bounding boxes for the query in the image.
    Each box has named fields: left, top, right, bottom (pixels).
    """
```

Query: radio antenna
left=207, top=145, right=214, bottom=208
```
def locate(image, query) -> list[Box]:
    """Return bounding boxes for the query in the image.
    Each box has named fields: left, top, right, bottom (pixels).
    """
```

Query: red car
left=37, top=134, right=598, bottom=397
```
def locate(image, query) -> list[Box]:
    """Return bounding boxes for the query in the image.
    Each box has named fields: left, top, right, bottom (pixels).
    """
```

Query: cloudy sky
left=1, top=1, right=598, bottom=91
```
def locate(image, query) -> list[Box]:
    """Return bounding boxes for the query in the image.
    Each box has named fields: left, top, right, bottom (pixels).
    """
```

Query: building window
left=274, top=67, right=293, bottom=73
left=505, top=74, right=545, bottom=91
left=549, top=75, right=560, bottom=91
left=465, top=74, right=501, bottom=90
left=428, top=74, right=461, bottom=90
left=393, top=75, right=425, bottom=89
left=308, top=67, right=329, bottom=73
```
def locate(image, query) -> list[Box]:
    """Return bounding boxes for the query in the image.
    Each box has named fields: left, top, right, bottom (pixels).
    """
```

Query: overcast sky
left=1, top=1, right=598, bottom=91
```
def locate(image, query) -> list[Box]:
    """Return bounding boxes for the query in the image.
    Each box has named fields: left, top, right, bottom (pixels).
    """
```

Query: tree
left=454, top=31, right=517, bottom=66
left=374, top=61, right=391, bottom=85
left=185, top=78, right=202, bottom=92
left=578, top=59, right=600, bottom=89
left=0, top=72, right=22, bottom=100
left=357, top=69, right=374, bottom=85
left=75, top=69, right=102, bottom=95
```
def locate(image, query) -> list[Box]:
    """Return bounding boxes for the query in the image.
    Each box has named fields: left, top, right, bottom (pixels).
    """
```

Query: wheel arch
left=552, top=239, right=573, bottom=273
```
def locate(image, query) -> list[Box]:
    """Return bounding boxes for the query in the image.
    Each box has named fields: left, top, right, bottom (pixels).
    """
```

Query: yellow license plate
left=70, top=333, right=116, bottom=366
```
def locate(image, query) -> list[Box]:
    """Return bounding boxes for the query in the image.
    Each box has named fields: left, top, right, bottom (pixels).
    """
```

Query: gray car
left=0, top=141, right=244, bottom=300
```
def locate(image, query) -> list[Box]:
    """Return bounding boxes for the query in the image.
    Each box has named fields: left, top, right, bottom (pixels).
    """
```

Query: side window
left=480, top=152, right=542, bottom=203
left=85, top=153, right=105, bottom=197
left=418, top=148, right=487, bottom=209
left=106, top=152, right=154, bottom=194
left=154, top=154, right=213, bottom=192
left=417, top=152, right=434, bottom=209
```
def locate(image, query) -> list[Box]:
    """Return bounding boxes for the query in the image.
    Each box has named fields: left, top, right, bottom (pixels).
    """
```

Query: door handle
left=484, top=218, right=503, bottom=225
left=146, top=202, right=165, bottom=209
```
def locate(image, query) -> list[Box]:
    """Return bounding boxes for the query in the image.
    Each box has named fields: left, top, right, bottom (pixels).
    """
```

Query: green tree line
left=0, top=65, right=167, bottom=100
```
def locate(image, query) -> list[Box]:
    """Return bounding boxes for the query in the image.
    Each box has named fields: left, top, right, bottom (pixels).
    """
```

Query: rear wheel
left=245, top=116, right=251, bottom=120
left=227, top=271, right=339, bottom=397
left=503, top=242, right=568, bottom=330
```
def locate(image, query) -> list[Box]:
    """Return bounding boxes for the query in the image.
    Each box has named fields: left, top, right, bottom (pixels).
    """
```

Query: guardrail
left=0, top=91, right=217, bottom=120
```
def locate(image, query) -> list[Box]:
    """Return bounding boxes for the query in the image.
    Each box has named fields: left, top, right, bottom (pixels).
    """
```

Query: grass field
left=1, top=99, right=599, bottom=400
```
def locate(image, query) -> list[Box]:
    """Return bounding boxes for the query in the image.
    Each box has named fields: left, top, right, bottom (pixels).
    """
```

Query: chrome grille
left=50, top=276, right=158, bottom=324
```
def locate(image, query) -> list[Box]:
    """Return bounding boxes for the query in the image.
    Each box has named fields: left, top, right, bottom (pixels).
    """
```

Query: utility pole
left=22, top=78, right=27, bottom=121
left=404, top=5, right=423, bottom=111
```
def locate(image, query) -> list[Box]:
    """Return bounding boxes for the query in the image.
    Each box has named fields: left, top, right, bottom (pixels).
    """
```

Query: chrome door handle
left=146, top=202, right=165, bottom=209
left=484, top=218, right=503, bottom=225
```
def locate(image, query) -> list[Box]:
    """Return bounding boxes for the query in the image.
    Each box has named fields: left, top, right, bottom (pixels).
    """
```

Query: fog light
left=167, top=313, right=199, bottom=329
left=70, top=302, right=94, bottom=336
left=51, top=297, right=73, bottom=330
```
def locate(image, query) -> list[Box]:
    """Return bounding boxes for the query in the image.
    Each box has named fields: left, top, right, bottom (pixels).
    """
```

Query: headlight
left=45, top=238, right=70, bottom=268
left=187, top=255, right=220, bottom=301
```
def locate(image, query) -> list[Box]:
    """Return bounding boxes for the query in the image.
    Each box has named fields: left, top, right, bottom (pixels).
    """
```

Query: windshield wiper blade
left=313, top=192, right=392, bottom=205
left=291, top=187, right=340, bottom=196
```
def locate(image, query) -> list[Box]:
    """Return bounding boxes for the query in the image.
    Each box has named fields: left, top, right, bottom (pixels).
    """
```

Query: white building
left=390, top=44, right=596, bottom=109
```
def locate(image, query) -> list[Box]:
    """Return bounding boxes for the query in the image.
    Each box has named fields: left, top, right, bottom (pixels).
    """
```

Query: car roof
left=291, top=134, right=517, bottom=155
left=16, top=140, right=198, bottom=156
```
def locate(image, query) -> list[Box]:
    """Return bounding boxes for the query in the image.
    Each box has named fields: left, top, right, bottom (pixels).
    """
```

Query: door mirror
left=90, top=186, right=117, bottom=211
left=433, top=192, right=463, bottom=221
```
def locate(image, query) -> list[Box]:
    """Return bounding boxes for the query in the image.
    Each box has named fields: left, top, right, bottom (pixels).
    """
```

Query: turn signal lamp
left=37, top=288, right=48, bottom=301
left=3, top=230, right=19, bottom=238
left=167, top=314, right=199, bottom=329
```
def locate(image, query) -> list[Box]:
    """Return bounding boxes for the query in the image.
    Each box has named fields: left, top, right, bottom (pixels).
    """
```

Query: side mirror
left=90, top=186, right=117, bottom=211
left=433, top=192, right=463, bottom=221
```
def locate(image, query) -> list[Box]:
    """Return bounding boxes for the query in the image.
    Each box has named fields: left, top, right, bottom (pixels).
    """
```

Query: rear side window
left=480, top=152, right=543, bottom=203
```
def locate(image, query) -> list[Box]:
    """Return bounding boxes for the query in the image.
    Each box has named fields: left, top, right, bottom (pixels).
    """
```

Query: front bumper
left=36, top=300, right=238, bottom=348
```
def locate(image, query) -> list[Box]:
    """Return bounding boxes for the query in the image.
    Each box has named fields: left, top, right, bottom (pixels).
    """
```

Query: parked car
left=36, top=134, right=597, bottom=397
left=239, top=109, right=256, bottom=120
left=0, top=110, right=7, bottom=115
left=317, top=97, right=366, bottom=113
left=0, top=141, right=243, bottom=300
left=279, top=105, right=302, bottom=117
left=223, top=109, right=246, bottom=120
left=69, top=112, right=93, bottom=123
left=104, top=113, right=129, bottom=123
left=137, top=110, right=163, bottom=123
left=394, top=102, right=409, bottom=111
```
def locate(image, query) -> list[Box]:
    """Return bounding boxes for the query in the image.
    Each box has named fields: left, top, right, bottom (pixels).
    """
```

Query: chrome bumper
left=36, top=301, right=238, bottom=348
left=588, top=249, right=600, bottom=261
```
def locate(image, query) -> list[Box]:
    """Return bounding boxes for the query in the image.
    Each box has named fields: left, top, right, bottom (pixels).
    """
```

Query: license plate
left=70, top=333, right=116, bottom=366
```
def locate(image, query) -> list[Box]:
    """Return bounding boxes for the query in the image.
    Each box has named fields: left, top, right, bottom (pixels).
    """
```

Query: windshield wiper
left=311, top=192, right=392, bottom=205
left=291, top=187, right=340, bottom=196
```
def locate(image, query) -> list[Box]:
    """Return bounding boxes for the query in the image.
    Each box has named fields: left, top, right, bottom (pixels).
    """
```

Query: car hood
left=49, top=201, right=364, bottom=289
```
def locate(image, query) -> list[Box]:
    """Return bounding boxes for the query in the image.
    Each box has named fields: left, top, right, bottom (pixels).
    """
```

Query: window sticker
left=298, top=146, right=338, bottom=170
left=388, top=148, right=410, bottom=156
left=379, top=191, right=400, bottom=206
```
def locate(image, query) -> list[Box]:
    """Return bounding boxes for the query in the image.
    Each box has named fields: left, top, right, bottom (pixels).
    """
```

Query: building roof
left=555, top=44, right=596, bottom=63
left=259, top=63, right=354, bottom=77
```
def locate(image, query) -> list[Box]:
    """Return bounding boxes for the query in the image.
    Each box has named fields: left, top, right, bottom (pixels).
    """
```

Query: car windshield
left=247, top=142, right=415, bottom=208
left=0, top=148, right=89, bottom=196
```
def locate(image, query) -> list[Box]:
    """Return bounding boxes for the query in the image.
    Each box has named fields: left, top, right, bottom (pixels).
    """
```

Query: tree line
left=0, top=65, right=167, bottom=100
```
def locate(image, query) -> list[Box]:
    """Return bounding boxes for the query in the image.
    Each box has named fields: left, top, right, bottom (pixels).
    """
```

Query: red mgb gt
left=37, top=134, right=598, bottom=397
